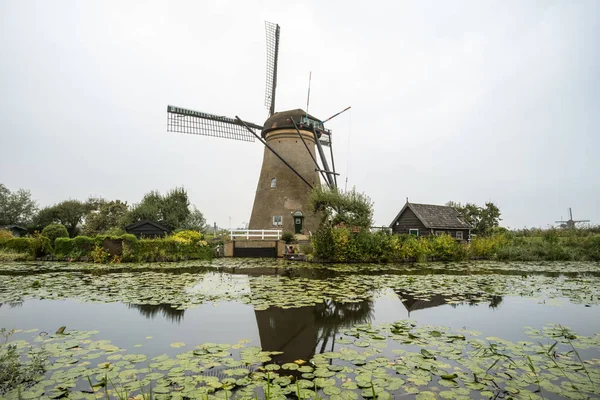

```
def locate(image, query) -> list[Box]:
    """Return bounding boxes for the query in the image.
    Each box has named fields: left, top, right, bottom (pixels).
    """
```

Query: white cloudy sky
left=1, top=0, right=598, bottom=229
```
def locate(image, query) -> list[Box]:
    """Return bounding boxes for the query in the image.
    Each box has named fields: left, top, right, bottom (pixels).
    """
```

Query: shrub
left=30, top=234, right=52, bottom=257
left=172, top=230, right=205, bottom=244
left=431, top=234, right=467, bottom=261
left=584, top=236, right=600, bottom=261
left=91, top=244, right=110, bottom=263
left=121, top=234, right=211, bottom=262
left=104, top=227, right=126, bottom=236
left=542, top=228, right=559, bottom=245
left=0, top=328, right=48, bottom=395
left=0, top=229, right=13, bottom=241
left=0, top=236, right=50, bottom=258
left=54, top=237, right=76, bottom=257
left=41, top=224, right=69, bottom=242
left=281, top=231, right=295, bottom=244
left=0, top=238, right=31, bottom=254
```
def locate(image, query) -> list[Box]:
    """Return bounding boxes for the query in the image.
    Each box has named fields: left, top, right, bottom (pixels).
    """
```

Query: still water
left=1, top=260, right=599, bottom=399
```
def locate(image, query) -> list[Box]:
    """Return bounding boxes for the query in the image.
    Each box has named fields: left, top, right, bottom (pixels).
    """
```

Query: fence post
left=246, top=230, right=249, bottom=240
left=261, top=230, right=265, bottom=240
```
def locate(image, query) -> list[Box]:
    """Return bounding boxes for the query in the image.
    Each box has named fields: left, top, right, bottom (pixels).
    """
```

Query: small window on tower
left=271, top=178, right=277, bottom=188
left=273, top=216, right=282, bottom=226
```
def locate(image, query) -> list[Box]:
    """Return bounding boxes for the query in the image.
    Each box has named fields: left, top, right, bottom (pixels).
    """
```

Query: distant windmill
left=166, top=22, right=349, bottom=235
left=555, top=208, right=590, bottom=229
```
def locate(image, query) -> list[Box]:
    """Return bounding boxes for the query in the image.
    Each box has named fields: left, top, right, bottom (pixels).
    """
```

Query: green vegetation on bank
left=308, top=187, right=600, bottom=263
left=0, top=184, right=208, bottom=237
left=0, top=230, right=213, bottom=263
left=309, top=228, right=600, bottom=263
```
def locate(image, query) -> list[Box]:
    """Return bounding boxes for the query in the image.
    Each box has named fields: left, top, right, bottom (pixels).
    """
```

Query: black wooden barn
left=0, top=225, right=28, bottom=237
left=125, top=220, right=171, bottom=239
left=389, top=202, right=471, bottom=241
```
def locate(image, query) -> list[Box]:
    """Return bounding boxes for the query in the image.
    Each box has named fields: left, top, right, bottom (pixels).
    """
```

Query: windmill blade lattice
left=264, top=22, right=280, bottom=117
left=167, top=106, right=261, bottom=142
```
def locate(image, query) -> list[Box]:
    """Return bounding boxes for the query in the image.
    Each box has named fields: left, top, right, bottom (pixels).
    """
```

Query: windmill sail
left=167, top=106, right=261, bottom=142
left=264, top=22, right=280, bottom=117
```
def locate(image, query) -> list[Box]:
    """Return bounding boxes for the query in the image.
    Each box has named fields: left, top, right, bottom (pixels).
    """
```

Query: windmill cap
left=262, top=109, right=321, bottom=137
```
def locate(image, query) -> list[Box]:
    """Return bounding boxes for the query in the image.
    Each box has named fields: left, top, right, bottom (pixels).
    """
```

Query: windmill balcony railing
left=229, top=229, right=282, bottom=240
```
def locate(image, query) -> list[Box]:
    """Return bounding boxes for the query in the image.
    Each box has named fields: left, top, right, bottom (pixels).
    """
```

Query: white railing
left=229, top=229, right=282, bottom=240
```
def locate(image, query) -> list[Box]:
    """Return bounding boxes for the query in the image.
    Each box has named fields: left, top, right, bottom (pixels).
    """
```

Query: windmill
left=555, top=208, right=590, bottom=229
left=166, top=22, right=348, bottom=235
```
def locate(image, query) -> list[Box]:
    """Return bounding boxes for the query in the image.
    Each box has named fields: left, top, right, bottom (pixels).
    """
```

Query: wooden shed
left=389, top=202, right=471, bottom=241
left=0, top=225, right=28, bottom=237
left=125, top=220, right=171, bottom=239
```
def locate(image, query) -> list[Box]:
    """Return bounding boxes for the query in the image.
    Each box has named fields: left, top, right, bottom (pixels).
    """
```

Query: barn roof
left=389, top=202, right=471, bottom=230
left=125, top=220, right=170, bottom=232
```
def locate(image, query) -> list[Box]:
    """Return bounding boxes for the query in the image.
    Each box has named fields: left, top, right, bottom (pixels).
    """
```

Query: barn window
left=271, top=178, right=277, bottom=188
left=273, top=215, right=282, bottom=226
left=456, top=231, right=463, bottom=240
left=435, top=231, right=445, bottom=236
left=409, top=229, right=419, bottom=237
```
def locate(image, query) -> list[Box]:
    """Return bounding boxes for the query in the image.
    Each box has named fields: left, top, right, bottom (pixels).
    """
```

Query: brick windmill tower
left=167, top=22, right=345, bottom=235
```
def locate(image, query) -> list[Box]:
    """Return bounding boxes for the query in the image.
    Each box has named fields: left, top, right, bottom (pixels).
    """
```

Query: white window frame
left=270, top=178, right=277, bottom=188
left=409, top=229, right=419, bottom=237
left=272, top=215, right=282, bottom=226
left=435, top=231, right=445, bottom=236
left=456, top=231, right=463, bottom=240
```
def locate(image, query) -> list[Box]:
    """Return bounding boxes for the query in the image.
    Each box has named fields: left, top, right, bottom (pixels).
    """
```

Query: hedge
left=50, top=232, right=211, bottom=262
left=0, top=236, right=52, bottom=257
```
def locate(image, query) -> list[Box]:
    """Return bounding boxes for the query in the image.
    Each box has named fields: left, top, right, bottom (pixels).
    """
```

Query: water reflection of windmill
left=395, top=290, right=503, bottom=318
left=555, top=208, right=590, bottom=229
left=167, top=22, right=348, bottom=234
left=254, top=300, right=373, bottom=365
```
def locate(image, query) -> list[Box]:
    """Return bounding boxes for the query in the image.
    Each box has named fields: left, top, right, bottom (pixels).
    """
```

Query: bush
left=30, top=234, right=52, bottom=257
left=281, top=231, right=295, bottom=244
left=122, top=236, right=212, bottom=262
left=54, top=237, right=76, bottom=257
left=0, top=328, right=48, bottom=395
left=41, top=224, right=69, bottom=242
left=584, top=236, right=600, bottom=261
left=0, top=238, right=31, bottom=254
left=172, top=230, right=205, bottom=244
left=0, top=236, right=50, bottom=258
left=431, top=234, right=467, bottom=261
left=0, top=229, right=14, bottom=241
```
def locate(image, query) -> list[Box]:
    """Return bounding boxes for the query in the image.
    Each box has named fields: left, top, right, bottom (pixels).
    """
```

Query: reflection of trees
left=255, top=299, right=373, bottom=365
left=0, top=301, right=23, bottom=309
left=395, top=290, right=503, bottom=316
left=127, top=303, right=185, bottom=323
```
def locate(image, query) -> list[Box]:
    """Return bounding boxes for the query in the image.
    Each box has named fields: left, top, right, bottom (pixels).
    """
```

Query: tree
left=447, top=201, right=502, bottom=236
left=34, top=200, right=87, bottom=237
left=41, top=223, right=69, bottom=242
left=310, top=187, right=374, bottom=229
left=83, top=199, right=129, bottom=236
left=0, top=184, right=38, bottom=226
left=179, top=206, right=208, bottom=232
left=125, top=187, right=192, bottom=231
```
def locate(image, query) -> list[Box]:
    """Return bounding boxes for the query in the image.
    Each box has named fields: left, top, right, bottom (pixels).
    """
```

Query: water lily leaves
left=420, top=349, right=436, bottom=360
left=123, top=354, right=147, bottom=363
left=323, top=385, right=342, bottom=395
left=170, top=342, right=185, bottom=348
left=440, top=373, right=458, bottom=380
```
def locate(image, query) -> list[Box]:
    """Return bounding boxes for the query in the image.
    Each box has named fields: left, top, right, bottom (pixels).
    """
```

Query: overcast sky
left=1, top=0, right=598, bottom=229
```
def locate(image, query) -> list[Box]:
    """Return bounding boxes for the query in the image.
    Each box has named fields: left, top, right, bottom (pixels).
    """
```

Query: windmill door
left=294, top=211, right=303, bottom=234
